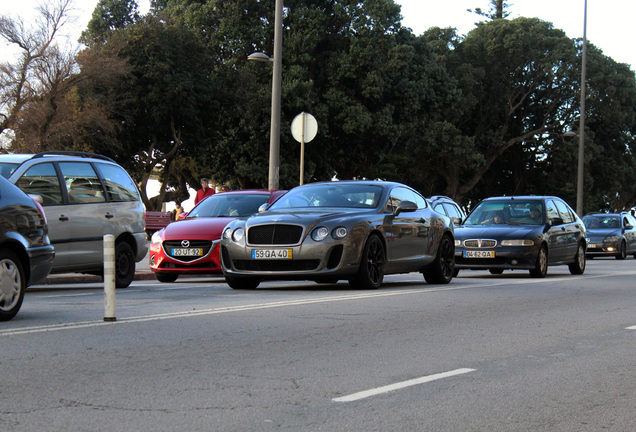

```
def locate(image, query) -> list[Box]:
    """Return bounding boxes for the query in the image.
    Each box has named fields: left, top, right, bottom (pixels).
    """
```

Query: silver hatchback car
left=0, top=151, right=147, bottom=288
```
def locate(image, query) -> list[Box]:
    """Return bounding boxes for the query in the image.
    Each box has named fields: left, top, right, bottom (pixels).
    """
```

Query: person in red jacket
left=194, top=178, right=215, bottom=205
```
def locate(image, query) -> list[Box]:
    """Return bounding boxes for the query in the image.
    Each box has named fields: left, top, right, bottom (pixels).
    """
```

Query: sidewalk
left=38, top=250, right=156, bottom=285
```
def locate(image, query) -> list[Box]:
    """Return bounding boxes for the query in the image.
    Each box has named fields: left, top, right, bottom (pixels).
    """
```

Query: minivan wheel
left=0, top=249, right=25, bottom=321
left=115, top=241, right=136, bottom=288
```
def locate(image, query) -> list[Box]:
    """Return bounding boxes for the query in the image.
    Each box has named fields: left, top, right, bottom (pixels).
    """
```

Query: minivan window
left=18, top=163, right=63, bottom=206
left=94, top=163, right=141, bottom=202
left=59, top=162, right=106, bottom=204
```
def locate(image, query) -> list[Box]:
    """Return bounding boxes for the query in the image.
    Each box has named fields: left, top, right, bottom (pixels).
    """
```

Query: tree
left=87, top=17, right=218, bottom=210
left=469, top=0, right=511, bottom=20
left=440, top=18, right=580, bottom=204
left=79, top=0, right=141, bottom=45
left=0, top=0, right=73, bottom=147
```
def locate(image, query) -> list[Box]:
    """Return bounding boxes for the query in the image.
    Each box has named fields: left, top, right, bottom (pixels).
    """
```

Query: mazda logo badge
left=181, top=240, right=190, bottom=248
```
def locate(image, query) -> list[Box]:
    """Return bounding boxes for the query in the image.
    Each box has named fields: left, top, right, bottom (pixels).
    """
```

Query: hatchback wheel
left=568, top=242, right=586, bottom=275
left=349, top=234, right=385, bottom=289
left=529, top=246, right=548, bottom=278
left=616, top=241, right=627, bottom=260
left=0, top=249, right=25, bottom=321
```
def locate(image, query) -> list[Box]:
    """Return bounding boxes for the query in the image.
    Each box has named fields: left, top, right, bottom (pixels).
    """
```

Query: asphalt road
left=3, top=258, right=636, bottom=431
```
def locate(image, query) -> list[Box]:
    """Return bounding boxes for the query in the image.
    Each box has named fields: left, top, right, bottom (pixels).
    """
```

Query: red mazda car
left=149, top=190, right=286, bottom=282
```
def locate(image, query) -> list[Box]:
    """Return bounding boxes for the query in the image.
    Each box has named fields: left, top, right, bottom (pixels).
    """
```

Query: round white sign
left=291, top=112, right=318, bottom=143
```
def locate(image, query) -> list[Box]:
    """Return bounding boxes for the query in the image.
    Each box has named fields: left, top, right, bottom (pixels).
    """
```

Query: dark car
left=220, top=180, right=456, bottom=290
left=0, top=176, right=55, bottom=321
left=429, top=195, right=466, bottom=226
left=149, top=190, right=287, bottom=282
left=454, top=196, right=586, bottom=277
left=583, top=212, right=636, bottom=259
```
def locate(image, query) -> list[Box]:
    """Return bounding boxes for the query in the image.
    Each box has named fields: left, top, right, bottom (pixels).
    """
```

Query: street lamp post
left=248, top=0, right=283, bottom=191
left=576, top=0, right=587, bottom=216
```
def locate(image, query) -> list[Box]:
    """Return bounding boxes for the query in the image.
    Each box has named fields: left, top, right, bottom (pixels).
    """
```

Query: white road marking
left=626, top=326, right=636, bottom=330
left=332, top=368, right=476, bottom=402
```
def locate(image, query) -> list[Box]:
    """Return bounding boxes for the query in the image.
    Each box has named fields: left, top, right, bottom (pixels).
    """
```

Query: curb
left=37, top=271, right=158, bottom=285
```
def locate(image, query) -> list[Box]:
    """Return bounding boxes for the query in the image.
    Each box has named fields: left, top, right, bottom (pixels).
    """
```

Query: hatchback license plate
left=171, top=248, right=203, bottom=257
left=464, top=250, right=495, bottom=258
left=252, top=249, right=292, bottom=259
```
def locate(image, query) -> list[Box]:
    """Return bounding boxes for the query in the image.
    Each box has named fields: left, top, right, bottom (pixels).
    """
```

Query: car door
left=384, top=186, right=431, bottom=270
left=16, top=162, right=70, bottom=268
left=545, top=199, right=569, bottom=262
left=57, top=161, right=114, bottom=270
left=624, top=214, right=636, bottom=253
left=553, top=199, right=580, bottom=262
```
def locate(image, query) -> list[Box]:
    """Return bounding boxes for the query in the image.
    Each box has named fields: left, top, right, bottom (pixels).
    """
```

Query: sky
left=1, top=1, right=633, bottom=70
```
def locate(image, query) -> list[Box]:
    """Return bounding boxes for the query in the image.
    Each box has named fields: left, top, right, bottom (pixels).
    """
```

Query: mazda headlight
left=151, top=231, right=163, bottom=244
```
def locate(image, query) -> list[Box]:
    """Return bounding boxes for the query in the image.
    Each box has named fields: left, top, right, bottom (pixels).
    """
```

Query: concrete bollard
left=103, top=234, right=116, bottom=321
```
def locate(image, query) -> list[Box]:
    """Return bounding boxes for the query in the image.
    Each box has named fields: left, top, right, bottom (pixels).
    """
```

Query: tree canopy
left=2, top=0, right=636, bottom=213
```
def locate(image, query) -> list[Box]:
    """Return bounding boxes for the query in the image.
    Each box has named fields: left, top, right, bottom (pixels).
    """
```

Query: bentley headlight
left=232, top=227, right=245, bottom=242
left=223, top=227, right=233, bottom=240
left=501, top=239, right=534, bottom=246
left=151, top=231, right=163, bottom=244
left=332, top=226, right=348, bottom=239
left=312, top=226, right=329, bottom=241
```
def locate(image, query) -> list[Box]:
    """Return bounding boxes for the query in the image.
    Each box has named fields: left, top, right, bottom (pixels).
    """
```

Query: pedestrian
left=175, top=202, right=184, bottom=218
left=194, top=178, right=215, bottom=205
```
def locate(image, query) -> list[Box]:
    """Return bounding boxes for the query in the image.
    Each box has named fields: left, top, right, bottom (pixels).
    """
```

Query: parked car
left=220, top=180, right=456, bottom=290
left=429, top=195, right=466, bottom=226
left=583, top=212, right=636, bottom=259
left=0, top=176, right=55, bottom=321
left=0, top=151, right=147, bottom=288
left=149, top=190, right=287, bottom=282
left=454, top=196, right=586, bottom=277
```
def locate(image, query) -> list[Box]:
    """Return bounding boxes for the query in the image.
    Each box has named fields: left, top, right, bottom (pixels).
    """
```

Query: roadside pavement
left=38, top=250, right=157, bottom=285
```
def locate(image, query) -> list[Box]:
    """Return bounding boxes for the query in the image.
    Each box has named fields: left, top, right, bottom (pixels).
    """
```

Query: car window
left=270, top=184, right=383, bottom=209
left=554, top=199, right=575, bottom=223
left=386, top=187, right=422, bottom=213
left=94, top=163, right=141, bottom=202
left=189, top=194, right=271, bottom=217
left=17, top=162, right=63, bottom=206
left=626, top=214, right=636, bottom=228
left=443, top=203, right=463, bottom=219
left=59, top=162, right=106, bottom=204
left=464, top=200, right=543, bottom=225
left=545, top=200, right=559, bottom=221
left=0, top=162, right=18, bottom=179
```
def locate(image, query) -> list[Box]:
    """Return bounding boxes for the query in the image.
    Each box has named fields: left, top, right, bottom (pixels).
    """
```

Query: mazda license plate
left=171, top=248, right=203, bottom=257
left=252, top=249, right=292, bottom=259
